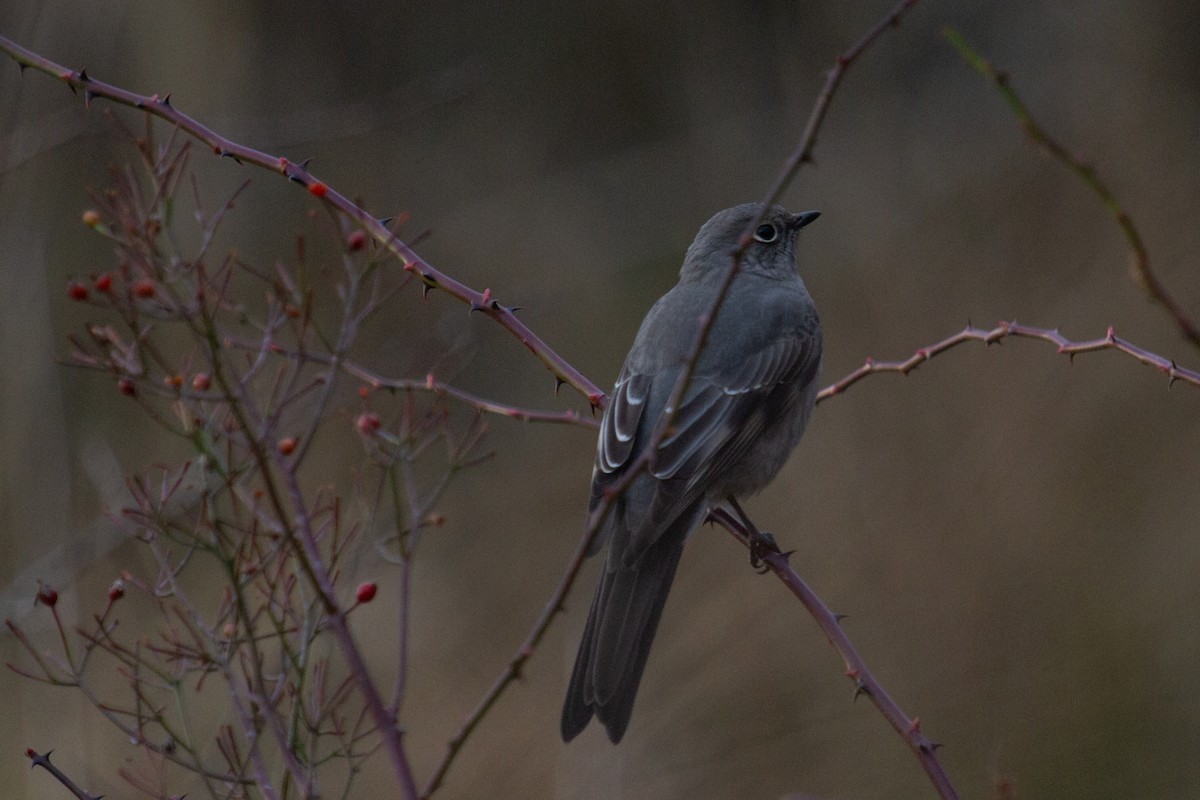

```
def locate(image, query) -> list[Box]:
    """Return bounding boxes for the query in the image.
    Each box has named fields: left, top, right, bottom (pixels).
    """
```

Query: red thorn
left=426, top=372, right=436, bottom=390
left=845, top=667, right=860, bottom=680
left=908, top=717, right=922, bottom=734
left=481, top=287, right=492, bottom=304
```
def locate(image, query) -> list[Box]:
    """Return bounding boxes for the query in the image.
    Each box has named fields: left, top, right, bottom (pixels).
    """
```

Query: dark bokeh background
left=2, top=2, right=1199, bottom=798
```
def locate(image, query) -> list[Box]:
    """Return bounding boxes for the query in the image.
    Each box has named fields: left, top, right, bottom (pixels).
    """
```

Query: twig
left=660, top=0, right=924, bottom=455
left=340, top=361, right=597, bottom=428
left=421, top=2, right=923, bottom=795
left=709, top=510, right=959, bottom=800
left=817, top=320, right=1200, bottom=403
left=943, top=28, right=1200, bottom=349
left=25, top=750, right=101, bottom=800
left=0, top=34, right=606, bottom=407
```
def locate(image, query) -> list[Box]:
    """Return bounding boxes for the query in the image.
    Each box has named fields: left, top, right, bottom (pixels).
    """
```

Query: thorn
left=84, top=90, right=94, bottom=109
left=18, top=62, right=27, bottom=74
left=779, top=549, right=796, bottom=562
left=162, top=93, right=172, bottom=107
left=300, top=158, right=313, bottom=169
left=421, top=284, right=432, bottom=300
left=503, top=305, right=522, bottom=314
left=908, top=717, right=922, bottom=734
left=853, top=682, right=870, bottom=701
left=554, top=377, right=565, bottom=396
left=587, top=392, right=603, bottom=408
left=834, top=612, right=849, bottom=623
left=379, top=216, right=394, bottom=226
left=79, top=68, right=90, bottom=82
left=468, top=302, right=484, bottom=314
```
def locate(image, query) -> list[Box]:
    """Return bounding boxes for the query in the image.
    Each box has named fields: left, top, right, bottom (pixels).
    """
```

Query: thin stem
left=710, top=507, right=960, bottom=800
left=420, top=2, right=923, bottom=794
left=817, top=320, right=1200, bottom=403
left=943, top=27, right=1200, bottom=349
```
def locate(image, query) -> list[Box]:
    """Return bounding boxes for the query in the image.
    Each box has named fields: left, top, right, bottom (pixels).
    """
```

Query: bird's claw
left=749, top=530, right=780, bottom=574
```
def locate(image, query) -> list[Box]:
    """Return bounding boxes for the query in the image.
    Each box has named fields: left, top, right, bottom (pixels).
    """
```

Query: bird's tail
left=561, top=533, right=686, bottom=743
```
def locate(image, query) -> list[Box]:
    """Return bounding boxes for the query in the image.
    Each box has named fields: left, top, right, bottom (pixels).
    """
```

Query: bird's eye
left=753, top=223, right=779, bottom=244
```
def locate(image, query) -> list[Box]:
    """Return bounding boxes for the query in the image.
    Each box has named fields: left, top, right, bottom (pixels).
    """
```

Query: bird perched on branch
left=562, top=203, right=823, bottom=743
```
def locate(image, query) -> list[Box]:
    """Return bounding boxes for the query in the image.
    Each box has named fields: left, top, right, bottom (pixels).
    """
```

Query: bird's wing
left=590, top=325, right=820, bottom=563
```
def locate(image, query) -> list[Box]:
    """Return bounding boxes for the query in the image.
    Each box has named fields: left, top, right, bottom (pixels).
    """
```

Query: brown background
left=2, top=1, right=1198, bottom=798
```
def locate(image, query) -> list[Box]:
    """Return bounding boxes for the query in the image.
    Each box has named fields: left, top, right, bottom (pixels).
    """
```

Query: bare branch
left=711, top=509, right=959, bottom=800
left=943, top=27, right=1200, bottom=349
left=819, top=321, right=1200, bottom=403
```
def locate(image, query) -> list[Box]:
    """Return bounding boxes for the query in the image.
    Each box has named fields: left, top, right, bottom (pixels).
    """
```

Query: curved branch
left=818, top=321, right=1200, bottom=403
left=943, top=28, right=1200, bottom=349
left=0, top=34, right=606, bottom=407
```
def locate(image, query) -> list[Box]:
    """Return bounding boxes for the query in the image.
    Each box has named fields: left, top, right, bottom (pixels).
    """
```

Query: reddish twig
left=0, top=34, right=605, bottom=408
left=818, top=321, right=1200, bottom=403
left=759, top=0, right=920, bottom=210
left=709, top=509, right=959, bottom=800
left=340, top=361, right=597, bottom=429
left=943, top=28, right=1200, bottom=349
left=422, top=2, right=924, bottom=795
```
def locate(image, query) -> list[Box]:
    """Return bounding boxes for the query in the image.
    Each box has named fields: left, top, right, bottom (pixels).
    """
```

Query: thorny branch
left=943, top=28, right=1200, bottom=349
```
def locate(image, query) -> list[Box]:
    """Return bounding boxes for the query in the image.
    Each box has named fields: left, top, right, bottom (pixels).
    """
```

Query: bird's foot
left=749, top=530, right=780, bottom=574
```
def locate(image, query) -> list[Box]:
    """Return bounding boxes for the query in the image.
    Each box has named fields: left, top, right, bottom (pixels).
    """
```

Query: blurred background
left=2, top=1, right=1199, bottom=798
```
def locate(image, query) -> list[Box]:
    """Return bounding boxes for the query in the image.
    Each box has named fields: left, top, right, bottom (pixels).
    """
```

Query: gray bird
left=561, top=203, right=823, bottom=743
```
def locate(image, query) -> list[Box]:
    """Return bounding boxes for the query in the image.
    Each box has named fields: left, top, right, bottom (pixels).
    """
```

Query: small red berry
left=67, top=281, right=89, bottom=301
left=118, top=378, right=136, bottom=397
left=356, top=582, right=377, bottom=604
left=356, top=412, right=381, bottom=435
left=277, top=437, right=298, bottom=455
left=36, top=584, right=58, bottom=607
left=285, top=304, right=301, bottom=319
left=308, top=181, right=328, bottom=198
left=108, top=579, right=125, bottom=602
left=163, top=374, right=183, bottom=389
left=132, top=279, right=155, bottom=298
left=347, top=230, right=367, bottom=251
left=192, top=372, right=212, bottom=391
left=357, top=385, right=371, bottom=399
left=94, top=272, right=113, bottom=293
left=81, top=209, right=101, bottom=227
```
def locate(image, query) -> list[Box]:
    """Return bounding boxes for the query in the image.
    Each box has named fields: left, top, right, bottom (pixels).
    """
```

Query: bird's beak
left=790, top=210, right=821, bottom=229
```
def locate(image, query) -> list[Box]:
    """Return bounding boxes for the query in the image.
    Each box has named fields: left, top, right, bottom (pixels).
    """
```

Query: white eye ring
left=753, top=223, right=779, bottom=244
